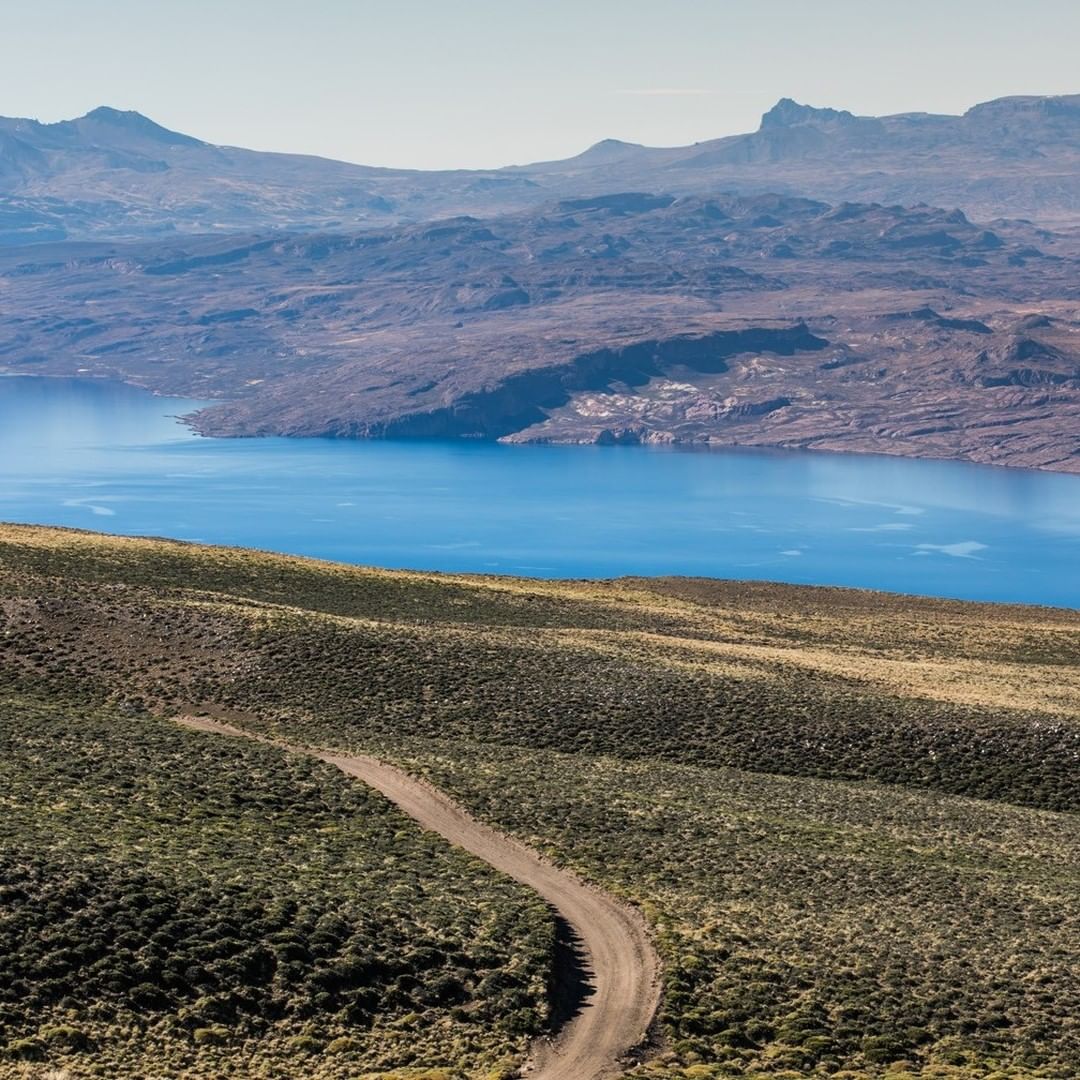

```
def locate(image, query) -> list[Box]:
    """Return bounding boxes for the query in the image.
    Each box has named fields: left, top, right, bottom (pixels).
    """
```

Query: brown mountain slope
left=2, top=193, right=1079, bottom=471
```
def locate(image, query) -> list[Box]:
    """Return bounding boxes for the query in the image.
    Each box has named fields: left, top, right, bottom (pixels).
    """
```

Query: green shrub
left=3, top=1037, right=44, bottom=1061
left=192, top=1026, right=229, bottom=1046
left=38, top=1025, right=90, bottom=1050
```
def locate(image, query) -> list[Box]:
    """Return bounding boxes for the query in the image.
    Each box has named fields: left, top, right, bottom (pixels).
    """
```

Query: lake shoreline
left=4, top=369, right=1078, bottom=479
left=5, top=517, right=1079, bottom=615
left=3, top=374, right=1078, bottom=608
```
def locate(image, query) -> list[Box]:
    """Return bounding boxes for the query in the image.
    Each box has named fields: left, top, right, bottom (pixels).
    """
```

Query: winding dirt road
left=177, top=716, right=660, bottom=1080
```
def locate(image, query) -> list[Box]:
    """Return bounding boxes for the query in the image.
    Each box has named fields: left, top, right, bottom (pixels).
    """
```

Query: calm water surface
left=2, top=376, right=1078, bottom=607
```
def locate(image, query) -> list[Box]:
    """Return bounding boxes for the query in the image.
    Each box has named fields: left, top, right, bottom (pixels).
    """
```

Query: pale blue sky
left=4, top=0, right=1080, bottom=169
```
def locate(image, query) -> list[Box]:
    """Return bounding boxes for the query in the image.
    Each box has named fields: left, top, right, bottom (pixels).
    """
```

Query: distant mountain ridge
left=4, top=94, right=1080, bottom=243
left=515, top=94, right=1080, bottom=220
left=0, top=104, right=545, bottom=244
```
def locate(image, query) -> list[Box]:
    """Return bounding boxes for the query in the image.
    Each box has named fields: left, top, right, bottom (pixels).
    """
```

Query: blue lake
left=1, top=375, right=1078, bottom=607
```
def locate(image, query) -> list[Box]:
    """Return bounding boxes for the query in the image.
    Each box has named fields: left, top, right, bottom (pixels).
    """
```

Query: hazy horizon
left=5, top=0, right=1080, bottom=170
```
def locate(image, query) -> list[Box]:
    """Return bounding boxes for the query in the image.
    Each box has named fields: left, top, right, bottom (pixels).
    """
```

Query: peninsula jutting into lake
left=4, top=96, right=1080, bottom=473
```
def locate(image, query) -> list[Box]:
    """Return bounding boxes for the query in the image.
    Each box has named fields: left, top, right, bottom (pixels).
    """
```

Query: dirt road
left=177, top=716, right=660, bottom=1080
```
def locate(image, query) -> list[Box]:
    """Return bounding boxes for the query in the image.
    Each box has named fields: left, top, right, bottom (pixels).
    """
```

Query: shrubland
left=0, top=697, right=550, bottom=1078
left=0, top=523, right=1077, bottom=1078
left=394, top=739, right=1080, bottom=1079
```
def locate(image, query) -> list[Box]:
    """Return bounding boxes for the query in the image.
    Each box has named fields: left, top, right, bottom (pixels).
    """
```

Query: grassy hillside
left=1, top=523, right=1078, bottom=1078
left=0, top=697, right=551, bottom=1079
left=403, top=742, right=1080, bottom=1079
left=2, top=524, right=1077, bottom=811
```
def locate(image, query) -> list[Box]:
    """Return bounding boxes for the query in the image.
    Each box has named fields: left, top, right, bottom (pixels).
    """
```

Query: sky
left=4, top=0, right=1080, bottom=170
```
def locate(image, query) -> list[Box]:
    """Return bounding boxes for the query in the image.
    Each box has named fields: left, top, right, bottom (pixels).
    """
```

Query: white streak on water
left=915, top=541, right=987, bottom=559
left=62, top=498, right=116, bottom=517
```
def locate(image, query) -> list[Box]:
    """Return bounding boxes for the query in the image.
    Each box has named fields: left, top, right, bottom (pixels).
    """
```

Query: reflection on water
left=1, top=376, right=1078, bottom=607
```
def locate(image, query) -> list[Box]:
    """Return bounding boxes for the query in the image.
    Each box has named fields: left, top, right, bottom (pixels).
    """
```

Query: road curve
left=177, top=716, right=660, bottom=1080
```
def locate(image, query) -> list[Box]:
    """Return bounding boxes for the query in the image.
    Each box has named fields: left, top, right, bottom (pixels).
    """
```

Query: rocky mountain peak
left=963, top=94, right=1080, bottom=122
left=759, top=98, right=859, bottom=131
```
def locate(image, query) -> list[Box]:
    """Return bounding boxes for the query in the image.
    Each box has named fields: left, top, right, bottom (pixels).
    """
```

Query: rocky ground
left=2, top=192, right=1079, bottom=472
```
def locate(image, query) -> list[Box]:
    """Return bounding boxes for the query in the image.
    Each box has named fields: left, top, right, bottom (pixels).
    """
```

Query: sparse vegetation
left=0, top=523, right=1078, bottom=1078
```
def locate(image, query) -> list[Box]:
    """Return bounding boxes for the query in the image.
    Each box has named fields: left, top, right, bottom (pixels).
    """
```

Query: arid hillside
left=3, top=193, right=1080, bottom=471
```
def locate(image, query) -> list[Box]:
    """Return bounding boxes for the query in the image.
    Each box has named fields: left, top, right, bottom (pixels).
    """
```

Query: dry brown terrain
left=5, top=94, right=1080, bottom=474
left=3, top=193, right=1080, bottom=472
